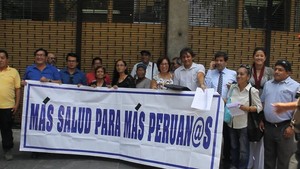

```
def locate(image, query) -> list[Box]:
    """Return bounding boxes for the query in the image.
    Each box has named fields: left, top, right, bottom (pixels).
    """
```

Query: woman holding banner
left=111, top=59, right=135, bottom=88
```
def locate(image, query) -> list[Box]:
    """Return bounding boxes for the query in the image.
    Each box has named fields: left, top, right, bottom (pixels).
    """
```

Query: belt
left=265, top=120, right=290, bottom=128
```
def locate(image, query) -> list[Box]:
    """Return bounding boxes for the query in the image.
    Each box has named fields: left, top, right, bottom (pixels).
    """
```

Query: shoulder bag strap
left=249, top=86, right=252, bottom=106
left=151, top=62, right=154, bottom=79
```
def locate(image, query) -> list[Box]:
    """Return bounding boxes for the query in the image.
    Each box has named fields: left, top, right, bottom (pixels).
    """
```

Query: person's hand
left=259, top=120, right=264, bottom=132
left=200, top=84, right=206, bottom=90
left=11, top=105, right=19, bottom=115
left=40, top=76, right=49, bottom=82
left=283, top=126, right=294, bottom=138
left=272, top=102, right=294, bottom=114
left=21, top=80, right=27, bottom=86
left=113, top=85, right=118, bottom=89
left=209, top=61, right=216, bottom=70
left=77, top=84, right=82, bottom=87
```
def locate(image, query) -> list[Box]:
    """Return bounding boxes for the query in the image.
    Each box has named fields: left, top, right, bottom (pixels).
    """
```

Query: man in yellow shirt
left=0, top=49, right=21, bottom=160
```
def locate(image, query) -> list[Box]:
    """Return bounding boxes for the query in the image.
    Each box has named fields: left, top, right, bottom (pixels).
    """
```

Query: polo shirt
left=0, top=66, right=21, bottom=108
left=23, top=64, right=60, bottom=81
left=261, top=77, right=300, bottom=123
left=173, top=62, right=205, bottom=91
left=60, top=68, right=87, bottom=85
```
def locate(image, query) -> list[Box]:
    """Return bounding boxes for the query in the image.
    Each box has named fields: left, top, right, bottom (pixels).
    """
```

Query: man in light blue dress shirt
left=205, top=51, right=236, bottom=168
left=261, top=60, right=300, bottom=169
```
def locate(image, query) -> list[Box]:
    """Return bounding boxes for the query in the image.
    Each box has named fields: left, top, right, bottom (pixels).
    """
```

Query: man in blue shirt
left=23, top=48, right=61, bottom=84
left=60, top=53, right=87, bottom=85
left=261, top=60, right=300, bottom=169
left=205, top=51, right=236, bottom=168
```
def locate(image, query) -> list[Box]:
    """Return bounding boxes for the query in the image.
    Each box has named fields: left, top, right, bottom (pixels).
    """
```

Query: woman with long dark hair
left=111, top=59, right=135, bottom=88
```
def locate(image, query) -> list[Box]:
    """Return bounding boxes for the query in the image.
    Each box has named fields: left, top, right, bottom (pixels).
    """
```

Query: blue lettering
left=94, top=108, right=102, bottom=134
left=138, top=111, right=145, bottom=140
left=162, top=114, right=170, bottom=143
left=29, top=103, right=39, bottom=130
left=176, top=115, right=184, bottom=145
left=203, top=116, right=212, bottom=149
left=57, top=105, right=65, bottom=132
left=147, top=113, right=156, bottom=141
left=183, top=116, right=194, bottom=146
left=101, top=109, right=108, bottom=135
left=84, top=108, right=91, bottom=134
left=154, top=113, right=163, bottom=142
left=169, top=114, right=178, bottom=145
left=46, top=104, right=54, bottom=132
left=63, top=106, right=71, bottom=132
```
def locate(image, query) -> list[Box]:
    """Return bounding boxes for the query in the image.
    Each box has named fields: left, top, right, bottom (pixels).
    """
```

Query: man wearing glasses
left=23, top=48, right=61, bottom=84
left=260, top=60, right=300, bottom=169
left=59, top=53, right=87, bottom=85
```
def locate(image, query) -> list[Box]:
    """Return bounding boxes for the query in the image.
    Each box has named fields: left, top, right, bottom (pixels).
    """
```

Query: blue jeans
left=229, top=127, right=249, bottom=169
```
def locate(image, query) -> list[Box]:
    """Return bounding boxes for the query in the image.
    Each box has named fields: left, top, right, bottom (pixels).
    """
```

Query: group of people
left=0, top=46, right=300, bottom=169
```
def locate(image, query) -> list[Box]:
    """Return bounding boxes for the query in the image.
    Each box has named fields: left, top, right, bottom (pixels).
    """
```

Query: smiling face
left=237, top=67, right=250, bottom=85
left=95, top=67, right=105, bottom=79
left=181, top=52, right=193, bottom=68
left=35, top=50, right=47, bottom=65
left=253, top=50, right=266, bottom=66
left=159, top=59, right=170, bottom=73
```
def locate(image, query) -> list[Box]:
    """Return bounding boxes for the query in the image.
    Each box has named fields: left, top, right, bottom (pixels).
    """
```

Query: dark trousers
left=264, top=122, right=296, bottom=169
left=223, top=123, right=231, bottom=163
left=0, top=109, right=14, bottom=151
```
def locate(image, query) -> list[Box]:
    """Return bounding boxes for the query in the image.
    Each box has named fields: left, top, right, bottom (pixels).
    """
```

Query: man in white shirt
left=131, top=50, right=158, bottom=80
left=205, top=51, right=236, bottom=168
left=173, top=47, right=206, bottom=91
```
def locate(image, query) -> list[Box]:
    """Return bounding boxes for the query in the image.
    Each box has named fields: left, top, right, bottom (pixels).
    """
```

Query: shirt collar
left=271, top=76, right=290, bottom=84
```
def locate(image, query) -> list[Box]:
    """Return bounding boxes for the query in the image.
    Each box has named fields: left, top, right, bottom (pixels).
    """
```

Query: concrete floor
left=0, top=129, right=158, bottom=169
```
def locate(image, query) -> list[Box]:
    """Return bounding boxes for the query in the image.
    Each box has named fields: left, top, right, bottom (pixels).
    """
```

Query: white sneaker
left=4, top=150, right=13, bottom=161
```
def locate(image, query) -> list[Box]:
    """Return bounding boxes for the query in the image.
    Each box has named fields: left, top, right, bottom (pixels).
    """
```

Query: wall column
left=167, top=0, right=189, bottom=59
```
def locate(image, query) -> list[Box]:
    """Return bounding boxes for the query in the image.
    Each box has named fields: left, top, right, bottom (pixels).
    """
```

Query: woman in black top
left=112, top=59, right=135, bottom=88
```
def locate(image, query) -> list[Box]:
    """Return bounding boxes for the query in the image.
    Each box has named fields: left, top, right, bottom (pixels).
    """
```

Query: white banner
left=20, top=80, right=224, bottom=169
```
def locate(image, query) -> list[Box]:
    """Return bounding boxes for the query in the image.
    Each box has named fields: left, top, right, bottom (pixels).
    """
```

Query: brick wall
left=0, top=20, right=299, bottom=123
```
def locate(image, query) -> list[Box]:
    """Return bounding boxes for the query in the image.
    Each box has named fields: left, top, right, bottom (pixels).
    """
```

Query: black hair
left=0, top=49, right=8, bottom=58
left=92, top=57, right=103, bottom=65
left=34, top=48, right=48, bottom=57
left=157, top=56, right=171, bottom=72
left=214, top=51, right=228, bottom=61
left=275, top=60, right=292, bottom=72
left=172, top=57, right=181, bottom=65
left=140, top=50, right=151, bottom=56
left=112, top=59, right=128, bottom=85
left=66, top=53, right=79, bottom=62
left=94, top=66, right=106, bottom=77
left=180, top=47, right=196, bottom=58
left=252, top=47, right=266, bottom=57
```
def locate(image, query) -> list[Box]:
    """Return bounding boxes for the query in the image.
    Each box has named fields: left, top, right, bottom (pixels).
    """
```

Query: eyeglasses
left=240, top=64, right=251, bottom=69
left=116, top=64, right=125, bottom=67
